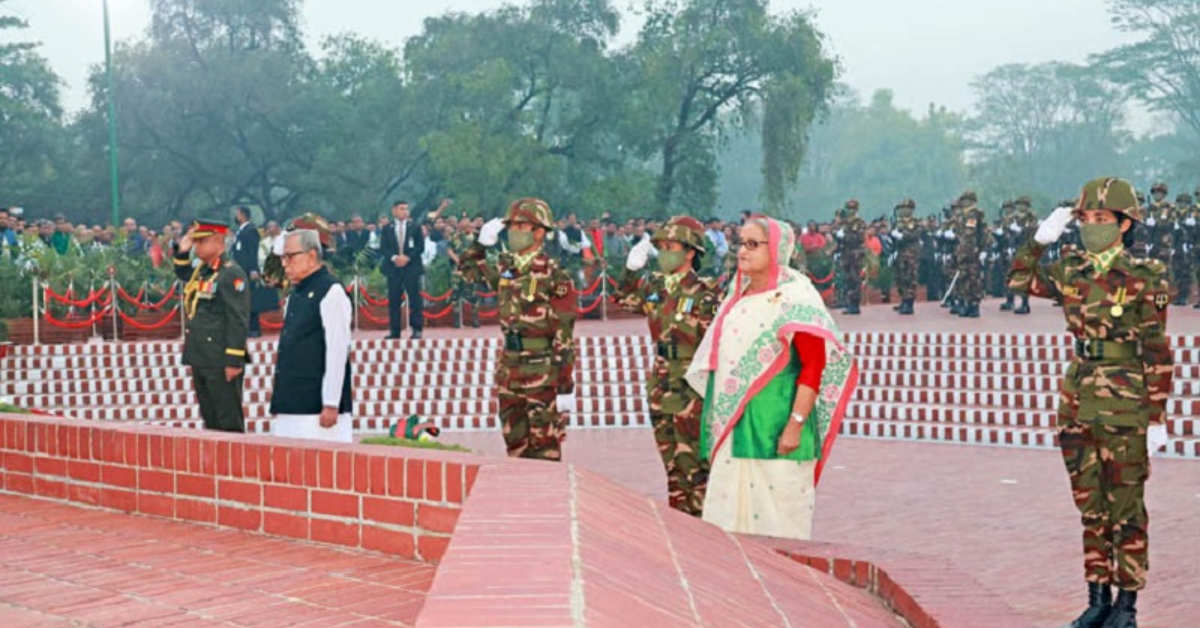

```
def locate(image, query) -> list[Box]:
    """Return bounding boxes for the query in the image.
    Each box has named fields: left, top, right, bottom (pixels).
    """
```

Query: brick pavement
left=0, top=494, right=435, bottom=627
left=434, top=429, right=1200, bottom=628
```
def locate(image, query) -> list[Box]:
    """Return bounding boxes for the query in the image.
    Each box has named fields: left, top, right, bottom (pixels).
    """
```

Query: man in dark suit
left=380, top=200, right=428, bottom=339
left=232, top=206, right=264, bottom=337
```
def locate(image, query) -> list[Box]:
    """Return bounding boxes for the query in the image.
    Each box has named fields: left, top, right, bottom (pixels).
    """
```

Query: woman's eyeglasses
left=739, top=239, right=766, bottom=251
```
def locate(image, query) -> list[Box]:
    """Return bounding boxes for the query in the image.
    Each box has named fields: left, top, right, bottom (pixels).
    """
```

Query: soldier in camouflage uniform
left=990, top=200, right=1015, bottom=302
left=458, top=199, right=578, bottom=461
left=1008, top=197, right=1040, bottom=314
left=940, top=203, right=962, bottom=312
left=1008, top=177, right=1171, bottom=628
left=889, top=199, right=921, bottom=315
left=833, top=199, right=867, bottom=314
left=614, top=216, right=722, bottom=516
left=1171, top=193, right=1194, bottom=305
left=1143, top=182, right=1174, bottom=270
left=447, top=220, right=482, bottom=328
left=173, top=220, right=251, bottom=433
left=950, top=191, right=989, bottom=318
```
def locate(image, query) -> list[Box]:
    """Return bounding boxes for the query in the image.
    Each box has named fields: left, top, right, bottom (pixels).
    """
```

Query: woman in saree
left=685, top=215, right=858, bottom=539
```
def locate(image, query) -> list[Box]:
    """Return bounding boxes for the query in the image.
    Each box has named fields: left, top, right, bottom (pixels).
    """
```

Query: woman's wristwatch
left=790, top=411, right=806, bottom=424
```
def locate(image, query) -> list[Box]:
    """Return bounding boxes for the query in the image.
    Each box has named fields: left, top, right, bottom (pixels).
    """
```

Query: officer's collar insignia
left=1155, top=293, right=1169, bottom=310
left=501, top=271, right=514, bottom=279
left=647, top=293, right=660, bottom=303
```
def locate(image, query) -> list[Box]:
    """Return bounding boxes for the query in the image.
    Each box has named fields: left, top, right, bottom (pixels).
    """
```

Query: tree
left=0, top=0, right=64, bottom=202
left=1096, top=0, right=1200, bottom=137
left=624, top=0, right=835, bottom=214
left=967, top=62, right=1127, bottom=205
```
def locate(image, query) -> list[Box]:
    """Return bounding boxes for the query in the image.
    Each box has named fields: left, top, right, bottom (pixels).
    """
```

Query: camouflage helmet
left=1150, top=181, right=1168, bottom=195
left=1015, top=195, right=1032, bottom=208
left=288, top=212, right=334, bottom=248
left=844, top=199, right=860, bottom=211
left=504, top=197, right=554, bottom=229
left=1176, top=193, right=1193, bottom=206
left=959, top=190, right=978, bottom=204
left=1076, top=177, right=1142, bottom=223
left=651, top=216, right=707, bottom=254
left=894, top=198, right=916, bottom=210
left=1001, top=199, right=1015, bottom=212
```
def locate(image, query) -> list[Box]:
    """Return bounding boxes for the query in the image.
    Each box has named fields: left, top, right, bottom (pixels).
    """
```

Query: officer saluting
left=173, top=219, right=251, bottom=433
left=1008, top=178, right=1171, bottom=628
left=458, top=198, right=578, bottom=461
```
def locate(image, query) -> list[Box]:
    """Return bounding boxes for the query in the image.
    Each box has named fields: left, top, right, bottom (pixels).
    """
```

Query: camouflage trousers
left=838, top=249, right=864, bottom=305
left=648, top=378, right=709, bottom=517
left=954, top=252, right=983, bottom=303
left=1059, top=421, right=1149, bottom=590
left=1172, top=257, right=1192, bottom=303
left=496, top=355, right=566, bottom=461
left=894, top=248, right=919, bottom=300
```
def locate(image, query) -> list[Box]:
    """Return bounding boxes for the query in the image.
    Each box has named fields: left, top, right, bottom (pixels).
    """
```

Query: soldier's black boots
left=898, top=299, right=914, bottom=315
left=963, top=302, right=980, bottom=318
left=1061, top=582, right=1112, bottom=628
left=1014, top=296, right=1031, bottom=315
left=844, top=302, right=861, bottom=315
left=1100, top=590, right=1137, bottom=628
left=1000, top=295, right=1014, bottom=311
left=950, top=300, right=962, bottom=315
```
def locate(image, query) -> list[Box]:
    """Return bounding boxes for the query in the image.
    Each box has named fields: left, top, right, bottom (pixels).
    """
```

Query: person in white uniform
left=269, top=229, right=354, bottom=442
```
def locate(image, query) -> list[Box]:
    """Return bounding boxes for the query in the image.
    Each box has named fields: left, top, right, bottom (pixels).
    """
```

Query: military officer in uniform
left=458, top=199, right=577, bottom=461
left=447, top=221, right=482, bottom=328
left=1009, top=196, right=1039, bottom=314
left=889, top=199, right=921, bottom=315
left=1008, top=177, right=1171, bottom=628
left=833, top=199, right=867, bottom=315
left=615, top=216, right=722, bottom=516
left=950, top=191, right=989, bottom=318
left=1144, top=182, right=1173, bottom=269
left=1171, top=193, right=1194, bottom=305
left=173, top=220, right=251, bottom=433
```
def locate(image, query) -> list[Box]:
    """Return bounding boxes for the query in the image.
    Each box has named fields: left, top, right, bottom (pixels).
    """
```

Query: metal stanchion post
left=600, top=268, right=608, bottom=320
left=111, top=275, right=119, bottom=342
left=32, top=277, right=40, bottom=346
left=353, top=276, right=360, bottom=332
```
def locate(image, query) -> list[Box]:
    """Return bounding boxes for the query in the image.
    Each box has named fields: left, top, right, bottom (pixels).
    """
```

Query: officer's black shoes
left=964, top=303, right=980, bottom=318
left=843, top=303, right=860, bottom=315
left=1014, top=303, right=1031, bottom=315
left=1099, top=590, right=1136, bottom=628
left=1061, top=582, right=1112, bottom=628
left=410, top=330, right=424, bottom=340
left=452, top=320, right=462, bottom=329
left=1000, top=298, right=1014, bottom=311
left=471, top=318, right=481, bottom=329
left=1193, top=301, right=1200, bottom=309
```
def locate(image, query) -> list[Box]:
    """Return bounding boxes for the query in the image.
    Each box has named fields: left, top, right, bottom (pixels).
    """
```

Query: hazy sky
left=7, top=0, right=1135, bottom=117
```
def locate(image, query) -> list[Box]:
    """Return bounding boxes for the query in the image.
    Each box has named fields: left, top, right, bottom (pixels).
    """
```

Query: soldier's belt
left=503, top=333, right=551, bottom=352
left=656, top=343, right=696, bottom=360
left=1074, top=338, right=1141, bottom=361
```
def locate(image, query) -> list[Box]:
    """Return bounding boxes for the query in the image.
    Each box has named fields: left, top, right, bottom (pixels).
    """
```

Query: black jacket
left=269, top=266, right=352, bottom=415
left=379, top=219, right=425, bottom=277
left=232, top=222, right=260, bottom=274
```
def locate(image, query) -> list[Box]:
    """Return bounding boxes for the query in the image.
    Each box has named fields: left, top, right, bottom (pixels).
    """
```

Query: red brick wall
left=0, top=413, right=479, bottom=564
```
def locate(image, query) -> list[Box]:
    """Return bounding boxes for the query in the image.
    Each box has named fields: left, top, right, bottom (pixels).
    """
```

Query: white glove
left=1034, top=206, right=1075, bottom=245
left=556, top=393, right=577, bottom=415
left=943, top=230, right=956, bottom=240
left=993, top=228, right=1003, bottom=237
left=477, top=218, right=505, bottom=247
left=891, top=230, right=903, bottom=240
left=626, top=237, right=655, bottom=271
left=1146, top=217, right=1157, bottom=227
left=979, top=252, right=987, bottom=263
left=835, top=229, right=845, bottom=240
left=1187, top=218, right=1197, bottom=227
left=1147, top=424, right=1169, bottom=455
left=1009, top=222, right=1022, bottom=233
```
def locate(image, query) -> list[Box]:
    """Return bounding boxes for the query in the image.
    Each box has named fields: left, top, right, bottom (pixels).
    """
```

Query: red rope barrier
left=475, top=290, right=497, bottom=298
left=808, top=269, right=835, bottom=284
left=117, top=307, right=180, bottom=330
left=358, top=284, right=389, bottom=307
left=576, top=297, right=603, bottom=315
left=44, top=287, right=109, bottom=308
left=43, top=308, right=111, bottom=329
left=477, top=308, right=498, bottom=317
left=358, top=305, right=391, bottom=325
left=421, top=289, right=453, bottom=302
left=577, top=276, right=604, bottom=296
left=118, top=284, right=178, bottom=310
left=424, top=303, right=455, bottom=320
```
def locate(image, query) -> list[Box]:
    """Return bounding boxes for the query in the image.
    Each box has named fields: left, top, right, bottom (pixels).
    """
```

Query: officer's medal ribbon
left=524, top=277, right=537, bottom=301
left=1111, top=285, right=1127, bottom=318
left=676, top=297, right=693, bottom=322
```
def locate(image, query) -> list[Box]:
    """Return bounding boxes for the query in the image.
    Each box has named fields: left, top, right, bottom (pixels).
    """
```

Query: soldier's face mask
left=657, top=250, right=688, bottom=274
left=507, top=228, right=536, bottom=252
left=1079, top=223, right=1122, bottom=254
